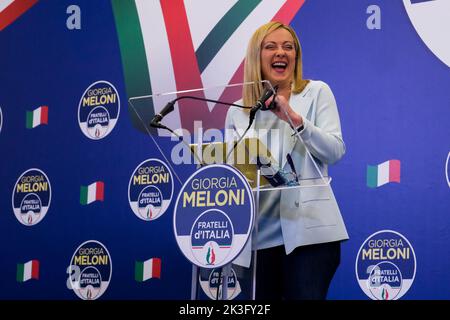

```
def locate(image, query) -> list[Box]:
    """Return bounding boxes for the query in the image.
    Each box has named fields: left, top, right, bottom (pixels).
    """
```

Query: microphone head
left=259, top=85, right=278, bottom=111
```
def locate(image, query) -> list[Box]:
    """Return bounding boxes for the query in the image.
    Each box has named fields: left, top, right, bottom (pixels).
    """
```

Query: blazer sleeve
left=295, top=82, right=346, bottom=164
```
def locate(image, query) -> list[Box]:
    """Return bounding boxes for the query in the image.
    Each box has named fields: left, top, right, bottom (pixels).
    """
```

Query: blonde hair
left=243, top=21, right=309, bottom=107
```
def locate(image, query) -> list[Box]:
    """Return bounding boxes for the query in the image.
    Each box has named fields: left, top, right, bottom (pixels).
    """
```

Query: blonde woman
left=225, top=22, right=348, bottom=300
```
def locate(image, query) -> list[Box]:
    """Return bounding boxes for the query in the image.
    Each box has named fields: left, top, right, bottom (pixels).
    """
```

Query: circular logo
left=355, top=230, right=416, bottom=300
left=191, top=209, right=234, bottom=266
left=174, top=164, right=254, bottom=268
left=446, top=151, right=450, bottom=188
left=12, top=168, right=51, bottom=226
left=68, top=240, right=112, bottom=300
left=0, top=106, right=3, bottom=133
left=78, top=81, right=120, bottom=139
left=403, top=0, right=450, bottom=67
left=128, top=159, right=174, bottom=221
left=199, top=267, right=241, bottom=300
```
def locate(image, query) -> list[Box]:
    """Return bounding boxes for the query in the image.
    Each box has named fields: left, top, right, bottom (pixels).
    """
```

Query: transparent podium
left=129, top=81, right=332, bottom=300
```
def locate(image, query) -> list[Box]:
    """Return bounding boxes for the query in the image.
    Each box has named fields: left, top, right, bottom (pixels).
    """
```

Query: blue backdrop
left=0, top=0, right=449, bottom=300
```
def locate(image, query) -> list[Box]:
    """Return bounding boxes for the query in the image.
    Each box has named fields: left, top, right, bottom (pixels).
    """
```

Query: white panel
left=87, top=182, right=97, bottom=204
left=403, top=0, right=450, bottom=67
left=136, top=0, right=181, bottom=132
left=23, top=260, right=32, bottom=281
left=32, top=107, right=41, bottom=128
left=0, top=0, right=14, bottom=13
left=184, top=0, right=238, bottom=51
left=201, top=0, right=286, bottom=108
left=377, top=161, right=390, bottom=186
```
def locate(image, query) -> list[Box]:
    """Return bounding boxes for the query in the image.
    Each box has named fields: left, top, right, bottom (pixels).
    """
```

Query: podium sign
left=129, top=81, right=337, bottom=300
left=173, top=164, right=254, bottom=269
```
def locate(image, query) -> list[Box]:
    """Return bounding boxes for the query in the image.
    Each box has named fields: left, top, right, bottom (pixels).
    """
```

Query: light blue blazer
left=225, top=80, right=349, bottom=264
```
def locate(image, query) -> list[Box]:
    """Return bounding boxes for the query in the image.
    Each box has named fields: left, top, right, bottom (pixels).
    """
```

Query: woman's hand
left=268, top=95, right=303, bottom=127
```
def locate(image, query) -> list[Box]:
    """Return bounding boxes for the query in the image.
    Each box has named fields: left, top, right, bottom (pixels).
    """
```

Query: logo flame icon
left=382, top=287, right=389, bottom=300
left=206, top=244, right=216, bottom=265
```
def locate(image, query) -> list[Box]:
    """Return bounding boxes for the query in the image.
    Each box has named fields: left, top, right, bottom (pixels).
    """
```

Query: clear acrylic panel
left=128, top=81, right=333, bottom=300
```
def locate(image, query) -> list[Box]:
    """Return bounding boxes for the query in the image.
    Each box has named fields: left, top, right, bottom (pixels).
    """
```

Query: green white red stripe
left=135, top=258, right=161, bottom=281
left=26, top=105, right=48, bottom=128
left=111, top=0, right=304, bottom=134
left=367, top=160, right=401, bottom=188
left=16, top=259, right=39, bottom=282
left=80, top=181, right=104, bottom=205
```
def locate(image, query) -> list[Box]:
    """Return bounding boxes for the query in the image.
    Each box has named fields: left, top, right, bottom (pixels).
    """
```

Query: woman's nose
left=275, top=46, right=286, bottom=56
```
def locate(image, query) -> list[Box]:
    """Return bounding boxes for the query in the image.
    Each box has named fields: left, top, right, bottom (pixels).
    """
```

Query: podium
left=129, top=81, right=333, bottom=300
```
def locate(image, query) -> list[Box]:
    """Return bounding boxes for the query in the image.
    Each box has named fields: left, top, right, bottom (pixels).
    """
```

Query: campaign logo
left=67, top=240, right=112, bottom=300
left=26, top=106, right=48, bottom=129
left=355, top=230, right=416, bottom=300
left=403, top=0, right=450, bottom=67
left=135, top=257, right=161, bottom=282
left=191, top=209, right=234, bottom=266
left=12, top=168, right=51, bottom=226
left=174, top=164, right=254, bottom=268
left=0, top=106, right=3, bottom=133
left=367, top=159, right=401, bottom=188
left=446, top=151, right=450, bottom=188
left=17, top=260, right=39, bottom=282
left=199, top=267, right=241, bottom=300
left=128, top=158, right=173, bottom=221
left=78, top=81, right=120, bottom=140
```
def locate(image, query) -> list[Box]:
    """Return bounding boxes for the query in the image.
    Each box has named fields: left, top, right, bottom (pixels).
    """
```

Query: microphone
left=226, top=85, right=278, bottom=163
left=150, top=101, right=176, bottom=128
left=251, top=85, right=278, bottom=113
left=150, top=96, right=247, bottom=129
left=247, top=85, right=278, bottom=130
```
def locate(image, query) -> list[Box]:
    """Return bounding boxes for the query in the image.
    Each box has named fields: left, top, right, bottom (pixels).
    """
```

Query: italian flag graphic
left=135, top=258, right=161, bottom=282
left=367, top=160, right=401, bottom=188
left=0, top=0, right=38, bottom=31
left=80, top=181, right=104, bottom=205
left=26, top=106, right=48, bottom=129
left=111, top=0, right=304, bottom=134
left=16, top=260, right=39, bottom=282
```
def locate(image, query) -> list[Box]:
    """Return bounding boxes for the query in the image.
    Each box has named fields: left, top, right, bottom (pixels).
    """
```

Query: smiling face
left=260, top=27, right=297, bottom=88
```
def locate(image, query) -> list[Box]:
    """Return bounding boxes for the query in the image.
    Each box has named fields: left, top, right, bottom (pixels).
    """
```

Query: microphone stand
left=225, top=85, right=278, bottom=163
left=150, top=96, right=251, bottom=167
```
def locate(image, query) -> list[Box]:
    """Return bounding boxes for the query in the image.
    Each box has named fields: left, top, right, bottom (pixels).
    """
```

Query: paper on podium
left=190, top=137, right=278, bottom=188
